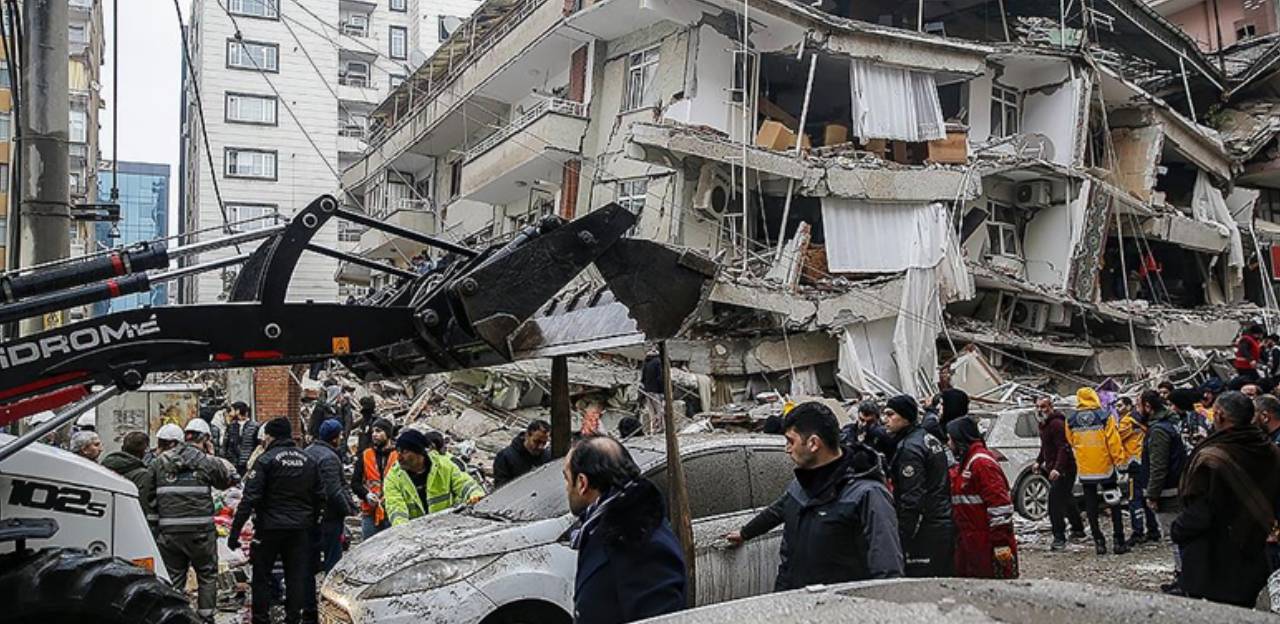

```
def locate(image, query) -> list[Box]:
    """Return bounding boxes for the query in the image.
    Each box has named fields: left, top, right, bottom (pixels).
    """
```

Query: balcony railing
left=339, top=123, right=367, bottom=138
left=340, top=21, right=369, bottom=38
left=464, top=97, right=585, bottom=161
left=339, top=74, right=373, bottom=88
left=373, top=198, right=435, bottom=220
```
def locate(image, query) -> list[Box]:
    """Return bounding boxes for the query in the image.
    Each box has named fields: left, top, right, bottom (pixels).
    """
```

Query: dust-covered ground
left=1015, top=516, right=1177, bottom=595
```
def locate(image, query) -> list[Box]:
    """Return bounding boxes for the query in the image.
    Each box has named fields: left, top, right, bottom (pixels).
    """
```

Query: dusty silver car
left=636, top=577, right=1273, bottom=623
left=320, top=433, right=791, bottom=624
left=982, top=407, right=1054, bottom=521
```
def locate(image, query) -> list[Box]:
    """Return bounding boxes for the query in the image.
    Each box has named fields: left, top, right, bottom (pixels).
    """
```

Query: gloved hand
left=366, top=492, right=381, bottom=505
left=227, top=534, right=241, bottom=551
left=466, top=493, right=484, bottom=505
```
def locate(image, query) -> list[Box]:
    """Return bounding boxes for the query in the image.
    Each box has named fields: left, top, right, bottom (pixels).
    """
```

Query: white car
left=320, top=433, right=792, bottom=624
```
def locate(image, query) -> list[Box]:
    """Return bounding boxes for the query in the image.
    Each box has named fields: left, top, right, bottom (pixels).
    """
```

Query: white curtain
left=821, top=200, right=949, bottom=272
left=849, top=59, right=946, bottom=142
left=1192, top=171, right=1244, bottom=283
left=892, top=265, right=942, bottom=398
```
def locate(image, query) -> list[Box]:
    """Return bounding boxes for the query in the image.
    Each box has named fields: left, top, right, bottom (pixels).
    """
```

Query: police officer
left=883, top=395, right=955, bottom=577
left=228, top=417, right=322, bottom=624
left=149, top=421, right=236, bottom=623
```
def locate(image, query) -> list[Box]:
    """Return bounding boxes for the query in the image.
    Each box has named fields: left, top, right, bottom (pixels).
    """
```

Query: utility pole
left=18, top=0, right=70, bottom=335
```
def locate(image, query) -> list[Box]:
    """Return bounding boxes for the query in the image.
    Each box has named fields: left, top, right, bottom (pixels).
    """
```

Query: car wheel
left=1015, top=473, right=1050, bottom=521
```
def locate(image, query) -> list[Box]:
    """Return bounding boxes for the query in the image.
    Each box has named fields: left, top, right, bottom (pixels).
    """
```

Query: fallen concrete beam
left=950, top=329, right=1094, bottom=358
left=822, top=166, right=980, bottom=202
left=813, top=278, right=904, bottom=327
left=1138, top=212, right=1228, bottom=254
left=665, top=331, right=837, bottom=376
left=629, top=123, right=809, bottom=181
left=1139, top=316, right=1240, bottom=348
left=709, top=281, right=818, bottom=325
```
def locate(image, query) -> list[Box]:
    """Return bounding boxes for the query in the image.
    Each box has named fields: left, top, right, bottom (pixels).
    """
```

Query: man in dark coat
left=492, top=420, right=552, bottom=488
left=1172, top=390, right=1280, bottom=608
left=305, top=419, right=354, bottom=573
left=840, top=399, right=895, bottom=458
left=727, top=401, right=902, bottom=589
left=101, top=431, right=155, bottom=530
left=223, top=401, right=259, bottom=476
left=884, top=395, right=954, bottom=577
left=566, top=436, right=686, bottom=624
left=1035, top=397, right=1085, bottom=549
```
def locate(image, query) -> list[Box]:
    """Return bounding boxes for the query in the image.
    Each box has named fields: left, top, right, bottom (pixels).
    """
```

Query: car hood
left=335, top=510, right=575, bottom=585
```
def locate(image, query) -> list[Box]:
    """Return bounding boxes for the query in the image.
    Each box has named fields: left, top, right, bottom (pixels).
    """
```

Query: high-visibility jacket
left=383, top=452, right=483, bottom=526
left=359, top=447, right=398, bottom=525
left=1115, top=412, right=1145, bottom=465
left=1065, top=388, right=1129, bottom=483
left=949, top=442, right=1017, bottom=579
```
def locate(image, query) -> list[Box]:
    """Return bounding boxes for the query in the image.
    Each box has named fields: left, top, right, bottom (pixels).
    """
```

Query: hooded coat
left=947, top=419, right=1017, bottom=579
left=492, top=432, right=552, bottom=488
left=101, top=450, right=155, bottom=524
left=740, top=443, right=904, bottom=590
left=1064, top=388, right=1129, bottom=483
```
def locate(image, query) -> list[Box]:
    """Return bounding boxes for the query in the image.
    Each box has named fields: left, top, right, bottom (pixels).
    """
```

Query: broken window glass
left=617, top=179, right=647, bottom=233
left=990, top=85, right=1021, bottom=138
left=985, top=201, right=1021, bottom=259
left=624, top=46, right=660, bottom=111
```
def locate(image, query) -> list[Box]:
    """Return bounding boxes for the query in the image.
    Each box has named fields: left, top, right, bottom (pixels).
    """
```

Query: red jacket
left=1035, top=411, right=1075, bottom=475
left=1235, top=334, right=1261, bottom=372
left=950, top=442, right=1018, bottom=578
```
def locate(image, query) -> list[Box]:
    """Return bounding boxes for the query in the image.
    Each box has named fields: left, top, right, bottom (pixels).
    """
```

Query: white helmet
left=185, top=418, right=211, bottom=437
left=157, top=423, right=184, bottom=442
left=74, top=411, right=96, bottom=430
left=29, top=411, right=55, bottom=425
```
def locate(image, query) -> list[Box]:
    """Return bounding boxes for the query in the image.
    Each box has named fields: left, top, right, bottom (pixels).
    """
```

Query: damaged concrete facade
left=339, top=0, right=1280, bottom=403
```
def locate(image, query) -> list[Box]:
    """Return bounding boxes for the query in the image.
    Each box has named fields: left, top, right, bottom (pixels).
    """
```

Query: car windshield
left=469, top=461, right=570, bottom=522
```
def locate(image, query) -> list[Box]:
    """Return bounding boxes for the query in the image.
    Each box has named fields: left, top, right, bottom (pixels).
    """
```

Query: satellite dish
left=409, top=49, right=427, bottom=69
left=1017, top=133, right=1056, bottom=161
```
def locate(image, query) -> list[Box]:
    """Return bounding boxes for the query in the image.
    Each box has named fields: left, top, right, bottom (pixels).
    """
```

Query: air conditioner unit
left=1015, top=180, right=1052, bottom=210
left=1047, top=302, right=1071, bottom=327
left=692, top=162, right=732, bottom=218
left=1009, top=299, right=1050, bottom=333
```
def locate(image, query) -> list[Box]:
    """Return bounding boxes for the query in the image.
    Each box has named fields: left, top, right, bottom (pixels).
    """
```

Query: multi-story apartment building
left=93, top=160, right=171, bottom=315
left=180, top=0, right=478, bottom=304
left=1149, top=0, right=1280, bottom=50
left=0, top=21, right=10, bottom=271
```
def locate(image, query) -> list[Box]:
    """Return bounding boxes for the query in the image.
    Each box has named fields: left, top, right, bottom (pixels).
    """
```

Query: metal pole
left=1178, top=56, right=1198, bottom=123
left=917, top=0, right=924, bottom=31
left=550, top=355, right=570, bottom=458
left=775, top=52, right=818, bottom=258
left=0, top=385, right=119, bottom=464
left=659, top=341, right=695, bottom=606
left=18, top=0, right=70, bottom=336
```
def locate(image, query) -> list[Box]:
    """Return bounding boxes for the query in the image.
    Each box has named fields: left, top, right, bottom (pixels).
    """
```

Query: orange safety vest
left=360, top=447, right=399, bottom=525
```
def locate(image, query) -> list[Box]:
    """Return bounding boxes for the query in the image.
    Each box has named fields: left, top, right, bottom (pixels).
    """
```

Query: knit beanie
left=939, top=388, right=970, bottom=421
left=263, top=417, right=292, bottom=439
left=945, top=415, right=982, bottom=448
left=396, top=428, right=429, bottom=456
left=318, top=419, right=343, bottom=443
left=372, top=417, right=395, bottom=435
left=885, top=395, right=919, bottom=424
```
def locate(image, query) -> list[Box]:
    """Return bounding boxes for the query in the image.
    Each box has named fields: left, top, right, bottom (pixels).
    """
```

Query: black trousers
left=1048, top=473, right=1084, bottom=540
left=904, top=523, right=955, bottom=578
left=252, top=529, right=316, bottom=624
left=1081, top=482, right=1125, bottom=542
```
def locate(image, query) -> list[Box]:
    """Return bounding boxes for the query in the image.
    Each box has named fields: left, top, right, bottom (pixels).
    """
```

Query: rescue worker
left=382, top=429, right=483, bottom=526
left=101, top=431, right=155, bottom=528
left=492, top=419, right=551, bottom=488
left=725, top=401, right=903, bottom=588
left=305, top=419, right=354, bottom=573
left=1065, top=387, right=1130, bottom=555
left=1121, top=393, right=1159, bottom=546
left=884, top=395, right=954, bottom=577
left=149, top=421, right=236, bottom=623
left=351, top=417, right=397, bottom=538
left=228, top=417, right=322, bottom=624
left=946, top=417, right=1017, bottom=579
left=567, top=436, right=687, bottom=623
left=839, top=399, right=894, bottom=458
left=70, top=430, right=102, bottom=462
left=1232, top=324, right=1265, bottom=388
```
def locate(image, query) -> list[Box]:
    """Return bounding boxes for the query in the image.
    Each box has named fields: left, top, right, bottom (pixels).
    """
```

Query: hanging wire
left=109, top=0, right=117, bottom=205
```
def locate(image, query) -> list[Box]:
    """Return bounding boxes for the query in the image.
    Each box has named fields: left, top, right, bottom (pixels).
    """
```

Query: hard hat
left=29, top=411, right=55, bottom=425
left=74, top=411, right=96, bottom=429
left=157, top=423, right=184, bottom=442
left=185, top=418, right=211, bottom=437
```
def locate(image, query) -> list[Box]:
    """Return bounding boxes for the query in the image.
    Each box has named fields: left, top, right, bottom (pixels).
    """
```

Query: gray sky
left=99, top=0, right=183, bottom=237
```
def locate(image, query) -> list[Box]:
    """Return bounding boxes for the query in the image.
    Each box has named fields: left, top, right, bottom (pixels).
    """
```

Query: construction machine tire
left=0, top=547, right=199, bottom=624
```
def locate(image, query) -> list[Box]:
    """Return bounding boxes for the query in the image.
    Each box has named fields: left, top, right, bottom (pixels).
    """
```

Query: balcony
left=340, top=21, right=369, bottom=39
left=339, top=123, right=367, bottom=154
left=356, top=200, right=440, bottom=259
left=338, top=74, right=380, bottom=104
left=459, top=98, right=588, bottom=205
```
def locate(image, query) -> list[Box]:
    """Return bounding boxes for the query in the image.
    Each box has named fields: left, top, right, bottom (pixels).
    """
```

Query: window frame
left=0, top=60, right=10, bottom=89
left=389, top=0, right=407, bottom=11
left=224, top=147, right=279, bottom=181
left=448, top=159, right=463, bottom=201
left=68, top=109, right=88, bottom=144
left=389, top=26, right=408, bottom=60
left=990, top=84, right=1021, bottom=138
left=0, top=111, right=10, bottom=141
left=226, top=202, right=280, bottom=232
left=0, top=163, right=9, bottom=193
left=623, top=45, right=661, bottom=112
left=225, top=38, right=280, bottom=73
left=227, top=0, right=279, bottom=20
left=985, top=200, right=1021, bottom=259
left=224, top=91, right=279, bottom=126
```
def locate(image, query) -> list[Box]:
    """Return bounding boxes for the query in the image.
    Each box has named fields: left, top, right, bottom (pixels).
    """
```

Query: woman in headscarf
left=946, top=417, right=1018, bottom=578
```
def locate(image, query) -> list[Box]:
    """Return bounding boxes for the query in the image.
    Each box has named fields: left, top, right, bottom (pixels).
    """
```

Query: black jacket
left=1173, top=426, right=1280, bottom=608
left=641, top=355, right=663, bottom=394
left=740, top=444, right=903, bottom=590
left=225, top=419, right=260, bottom=475
left=840, top=421, right=895, bottom=458
left=305, top=440, right=355, bottom=522
left=230, top=439, right=322, bottom=537
left=573, top=479, right=686, bottom=624
left=492, top=433, right=551, bottom=488
left=889, top=425, right=953, bottom=548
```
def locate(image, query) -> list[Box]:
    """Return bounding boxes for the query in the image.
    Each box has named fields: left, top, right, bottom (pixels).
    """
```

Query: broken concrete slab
left=822, top=165, right=981, bottom=202
left=1139, top=212, right=1229, bottom=254
left=709, top=280, right=818, bottom=325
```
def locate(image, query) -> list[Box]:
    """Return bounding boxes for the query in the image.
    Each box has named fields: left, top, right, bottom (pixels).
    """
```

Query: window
left=225, top=92, right=278, bottom=125
left=1014, top=411, right=1040, bottom=438
left=228, top=0, right=278, bottom=19
left=340, top=61, right=370, bottom=87
left=227, top=39, right=279, bottom=72
left=225, top=148, right=278, bottom=180
left=624, top=46, right=660, bottom=111
left=1236, top=20, right=1258, bottom=41
left=617, top=179, right=646, bottom=233
left=0, top=219, right=5, bottom=243
left=990, top=85, right=1020, bottom=138
left=0, top=164, right=9, bottom=193
left=390, top=0, right=406, bottom=11
left=0, top=111, right=9, bottom=141
left=448, top=160, right=462, bottom=200
left=341, top=13, right=368, bottom=37
left=389, top=74, right=406, bottom=89
left=69, top=172, right=82, bottom=193
left=227, top=203, right=279, bottom=232
left=389, top=26, right=407, bottom=60
left=338, top=219, right=364, bottom=242
left=985, top=201, right=1021, bottom=258
left=69, top=110, right=87, bottom=143
left=438, top=15, right=463, bottom=41
left=649, top=449, right=752, bottom=519
left=68, top=23, right=87, bottom=44
left=730, top=50, right=756, bottom=104
left=747, top=448, right=793, bottom=508
left=0, top=61, right=9, bottom=89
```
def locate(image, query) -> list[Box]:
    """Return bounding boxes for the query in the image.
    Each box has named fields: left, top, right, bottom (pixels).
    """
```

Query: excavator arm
left=0, top=194, right=717, bottom=424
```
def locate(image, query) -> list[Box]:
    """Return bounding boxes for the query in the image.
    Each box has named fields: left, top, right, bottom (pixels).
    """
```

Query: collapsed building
left=334, top=0, right=1280, bottom=406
